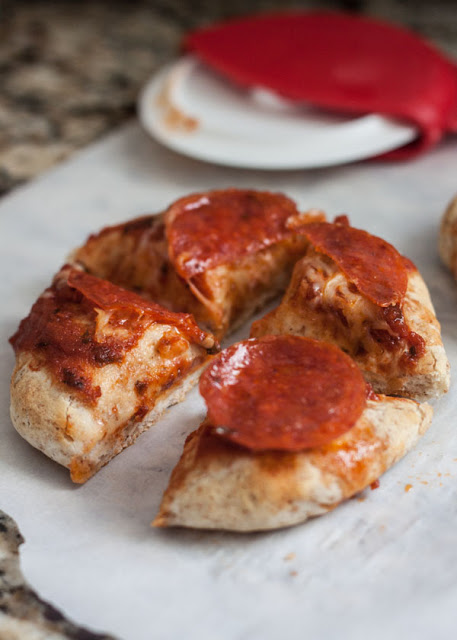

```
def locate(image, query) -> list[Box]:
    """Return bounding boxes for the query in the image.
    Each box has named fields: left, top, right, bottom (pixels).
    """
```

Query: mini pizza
left=9, top=266, right=216, bottom=483
left=73, top=189, right=324, bottom=339
left=153, top=336, right=433, bottom=532
left=439, top=194, right=457, bottom=278
left=251, top=217, right=449, bottom=401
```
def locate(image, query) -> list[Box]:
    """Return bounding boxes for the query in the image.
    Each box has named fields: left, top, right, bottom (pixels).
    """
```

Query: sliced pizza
left=153, top=336, right=433, bottom=532
left=9, top=266, right=216, bottom=483
left=73, top=189, right=324, bottom=339
left=251, top=217, right=449, bottom=401
left=439, top=194, right=457, bottom=278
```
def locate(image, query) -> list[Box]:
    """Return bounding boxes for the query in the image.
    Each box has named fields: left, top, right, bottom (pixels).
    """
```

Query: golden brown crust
left=251, top=249, right=449, bottom=401
left=153, top=396, right=433, bottom=532
left=72, top=213, right=210, bottom=329
left=439, top=195, right=457, bottom=276
left=190, top=234, right=314, bottom=338
left=72, top=204, right=324, bottom=339
left=11, top=194, right=324, bottom=481
left=10, top=322, right=213, bottom=483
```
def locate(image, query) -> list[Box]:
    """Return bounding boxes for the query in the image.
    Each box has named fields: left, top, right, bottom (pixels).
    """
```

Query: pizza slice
left=251, top=217, right=449, bottom=401
left=9, top=266, right=216, bottom=483
left=153, top=336, right=433, bottom=532
left=439, top=194, right=457, bottom=278
left=73, top=189, right=324, bottom=339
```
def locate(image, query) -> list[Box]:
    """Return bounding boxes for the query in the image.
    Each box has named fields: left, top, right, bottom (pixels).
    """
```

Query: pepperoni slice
left=10, top=267, right=216, bottom=404
left=301, top=222, right=409, bottom=306
left=165, top=189, right=300, bottom=279
left=67, top=268, right=212, bottom=346
left=199, top=335, right=367, bottom=451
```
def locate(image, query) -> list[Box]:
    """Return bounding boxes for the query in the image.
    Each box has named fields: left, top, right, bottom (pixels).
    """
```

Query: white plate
left=138, top=56, right=418, bottom=170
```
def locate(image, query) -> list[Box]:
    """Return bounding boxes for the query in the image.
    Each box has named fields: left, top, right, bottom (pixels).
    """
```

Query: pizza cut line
left=154, top=336, right=433, bottom=532
left=9, top=266, right=217, bottom=483
left=9, top=189, right=323, bottom=483
left=252, top=216, right=450, bottom=401
left=72, top=188, right=323, bottom=340
left=9, top=189, right=450, bottom=532
left=153, top=213, right=450, bottom=531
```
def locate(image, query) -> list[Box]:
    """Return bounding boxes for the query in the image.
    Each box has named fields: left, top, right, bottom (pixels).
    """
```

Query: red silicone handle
left=186, top=12, right=457, bottom=159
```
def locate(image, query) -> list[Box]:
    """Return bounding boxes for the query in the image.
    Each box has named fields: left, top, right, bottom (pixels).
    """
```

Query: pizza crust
left=251, top=251, right=449, bottom=401
left=190, top=238, right=311, bottom=338
left=71, top=213, right=206, bottom=327
left=153, top=396, right=433, bottom=532
left=72, top=208, right=322, bottom=339
left=10, top=324, right=211, bottom=483
left=439, top=194, right=457, bottom=276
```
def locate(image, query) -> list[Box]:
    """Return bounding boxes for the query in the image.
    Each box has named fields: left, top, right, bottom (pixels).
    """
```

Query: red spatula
left=185, top=11, right=457, bottom=159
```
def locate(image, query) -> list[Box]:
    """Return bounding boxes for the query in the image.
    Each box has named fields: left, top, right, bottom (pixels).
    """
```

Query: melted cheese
left=65, top=322, right=203, bottom=443
left=252, top=249, right=424, bottom=391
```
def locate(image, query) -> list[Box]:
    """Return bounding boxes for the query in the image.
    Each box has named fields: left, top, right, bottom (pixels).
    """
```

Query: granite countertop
left=0, top=0, right=456, bottom=196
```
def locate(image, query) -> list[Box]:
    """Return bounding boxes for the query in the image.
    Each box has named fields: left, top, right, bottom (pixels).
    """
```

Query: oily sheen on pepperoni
left=301, top=222, right=409, bottom=307
left=199, top=335, right=367, bottom=451
left=165, top=189, right=300, bottom=279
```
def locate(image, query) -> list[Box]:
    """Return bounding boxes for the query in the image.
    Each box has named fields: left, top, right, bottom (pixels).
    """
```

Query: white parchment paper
left=1, top=123, right=456, bottom=640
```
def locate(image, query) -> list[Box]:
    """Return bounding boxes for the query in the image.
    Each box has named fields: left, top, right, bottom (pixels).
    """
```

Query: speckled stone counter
left=0, top=0, right=456, bottom=194
left=0, top=511, right=117, bottom=638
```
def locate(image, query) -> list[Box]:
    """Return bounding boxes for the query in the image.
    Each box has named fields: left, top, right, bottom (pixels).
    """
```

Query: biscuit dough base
left=154, top=396, right=432, bottom=532
left=439, top=195, right=457, bottom=276
left=72, top=211, right=322, bottom=340
left=10, top=324, right=212, bottom=484
left=251, top=254, right=449, bottom=401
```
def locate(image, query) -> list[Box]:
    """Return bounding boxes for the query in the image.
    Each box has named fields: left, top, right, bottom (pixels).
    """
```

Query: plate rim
left=137, top=56, right=418, bottom=170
